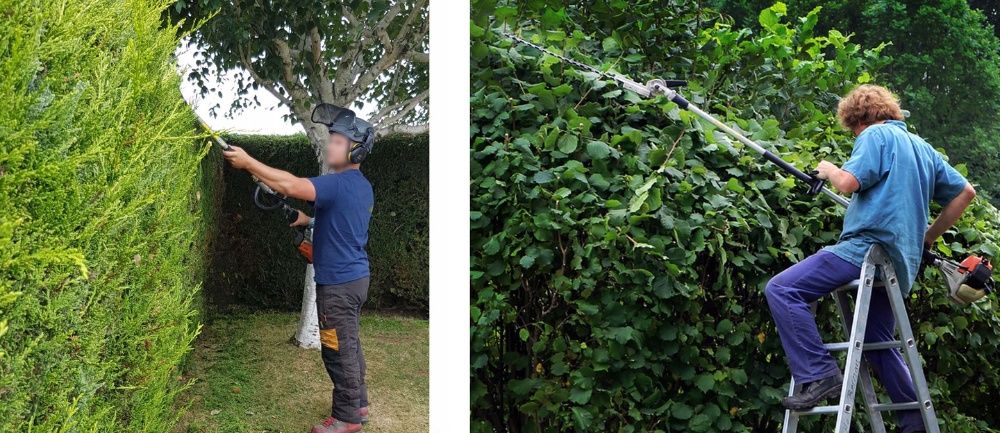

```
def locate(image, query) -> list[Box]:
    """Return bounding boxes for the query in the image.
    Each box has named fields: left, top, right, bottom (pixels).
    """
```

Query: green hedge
left=207, top=133, right=429, bottom=312
left=205, top=134, right=319, bottom=309
left=0, top=0, right=216, bottom=431
left=471, top=3, right=1000, bottom=432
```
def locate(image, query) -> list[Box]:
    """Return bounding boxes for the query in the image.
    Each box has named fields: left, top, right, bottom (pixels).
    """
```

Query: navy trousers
left=765, top=251, right=922, bottom=433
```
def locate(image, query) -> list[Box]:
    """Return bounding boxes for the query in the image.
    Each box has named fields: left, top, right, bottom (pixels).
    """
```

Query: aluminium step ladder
left=781, top=244, right=939, bottom=433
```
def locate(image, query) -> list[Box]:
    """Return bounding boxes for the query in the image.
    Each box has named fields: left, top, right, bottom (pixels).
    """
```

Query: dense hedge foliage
left=363, top=133, right=430, bottom=311
left=0, top=0, right=217, bottom=431
left=207, top=133, right=429, bottom=312
left=471, top=2, right=1000, bottom=432
left=205, top=134, right=319, bottom=309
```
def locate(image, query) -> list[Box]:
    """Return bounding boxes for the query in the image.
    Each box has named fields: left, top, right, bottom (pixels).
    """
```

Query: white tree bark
left=292, top=264, right=320, bottom=348
left=292, top=124, right=329, bottom=350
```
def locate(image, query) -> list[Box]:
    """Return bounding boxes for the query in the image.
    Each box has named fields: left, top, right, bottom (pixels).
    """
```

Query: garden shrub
left=0, top=0, right=218, bottom=431
left=470, top=3, right=1000, bottom=432
left=206, top=133, right=429, bottom=312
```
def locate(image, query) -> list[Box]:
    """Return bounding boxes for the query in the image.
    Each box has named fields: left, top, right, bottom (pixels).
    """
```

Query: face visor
left=310, top=103, right=373, bottom=143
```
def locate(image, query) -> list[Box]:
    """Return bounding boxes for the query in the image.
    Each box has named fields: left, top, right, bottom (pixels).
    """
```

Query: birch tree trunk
left=291, top=123, right=329, bottom=349
left=291, top=265, right=320, bottom=348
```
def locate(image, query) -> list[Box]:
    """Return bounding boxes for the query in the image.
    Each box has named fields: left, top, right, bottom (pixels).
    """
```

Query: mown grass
left=174, top=311, right=428, bottom=433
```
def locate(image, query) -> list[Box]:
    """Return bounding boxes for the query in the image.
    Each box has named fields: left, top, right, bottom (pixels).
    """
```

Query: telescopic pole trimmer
left=196, top=114, right=314, bottom=263
left=499, top=30, right=993, bottom=304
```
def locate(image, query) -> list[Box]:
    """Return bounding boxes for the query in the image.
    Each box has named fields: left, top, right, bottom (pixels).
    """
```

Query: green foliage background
left=709, top=0, right=1000, bottom=205
left=0, top=0, right=218, bottom=431
left=206, top=134, right=429, bottom=312
left=471, top=2, right=1000, bottom=432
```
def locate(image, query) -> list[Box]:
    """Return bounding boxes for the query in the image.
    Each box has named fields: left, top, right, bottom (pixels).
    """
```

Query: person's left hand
left=814, top=160, right=839, bottom=180
left=222, top=145, right=253, bottom=170
left=290, top=209, right=311, bottom=227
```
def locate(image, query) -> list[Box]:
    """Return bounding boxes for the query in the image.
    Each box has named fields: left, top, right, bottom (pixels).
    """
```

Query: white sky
left=176, top=43, right=376, bottom=136
left=176, top=44, right=302, bottom=135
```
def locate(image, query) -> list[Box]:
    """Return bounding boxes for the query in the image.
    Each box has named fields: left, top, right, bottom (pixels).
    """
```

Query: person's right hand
left=290, top=209, right=311, bottom=227
left=222, top=145, right=254, bottom=170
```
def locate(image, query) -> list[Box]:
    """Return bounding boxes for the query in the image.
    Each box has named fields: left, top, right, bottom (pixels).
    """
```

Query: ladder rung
left=793, top=401, right=923, bottom=417
left=824, top=340, right=902, bottom=352
left=835, top=279, right=886, bottom=292
left=793, top=405, right=839, bottom=415
left=871, top=401, right=922, bottom=411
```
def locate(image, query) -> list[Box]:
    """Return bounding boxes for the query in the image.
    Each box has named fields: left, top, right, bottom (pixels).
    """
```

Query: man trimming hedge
left=765, top=84, right=976, bottom=433
left=223, top=106, right=375, bottom=433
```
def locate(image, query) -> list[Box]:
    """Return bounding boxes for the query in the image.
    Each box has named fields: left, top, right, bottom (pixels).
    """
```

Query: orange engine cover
left=298, top=240, right=313, bottom=263
left=960, top=255, right=992, bottom=273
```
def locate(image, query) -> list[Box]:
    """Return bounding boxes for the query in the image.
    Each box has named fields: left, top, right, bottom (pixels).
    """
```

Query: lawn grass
left=174, top=311, right=428, bottom=433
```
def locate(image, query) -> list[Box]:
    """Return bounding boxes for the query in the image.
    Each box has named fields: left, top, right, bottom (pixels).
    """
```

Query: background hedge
left=206, top=133, right=429, bottom=312
left=0, top=0, right=217, bottom=431
left=471, top=2, right=1000, bottom=432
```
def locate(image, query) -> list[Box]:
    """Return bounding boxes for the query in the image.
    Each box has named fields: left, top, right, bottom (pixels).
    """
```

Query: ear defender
left=349, top=131, right=375, bottom=164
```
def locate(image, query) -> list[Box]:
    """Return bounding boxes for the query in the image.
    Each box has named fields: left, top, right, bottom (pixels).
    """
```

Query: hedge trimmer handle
left=283, top=206, right=299, bottom=224
left=806, top=170, right=826, bottom=196
left=252, top=182, right=287, bottom=211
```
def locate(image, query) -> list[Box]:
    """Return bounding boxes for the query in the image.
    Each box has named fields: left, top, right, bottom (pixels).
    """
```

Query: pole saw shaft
left=501, top=31, right=850, bottom=208
left=685, top=103, right=851, bottom=207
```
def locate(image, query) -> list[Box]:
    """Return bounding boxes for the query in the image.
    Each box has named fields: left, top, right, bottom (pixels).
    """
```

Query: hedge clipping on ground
left=0, top=0, right=217, bottom=431
left=206, top=133, right=429, bottom=312
left=471, top=3, right=1000, bottom=432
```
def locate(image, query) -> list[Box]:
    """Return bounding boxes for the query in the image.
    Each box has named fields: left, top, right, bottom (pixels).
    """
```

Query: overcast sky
left=176, top=44, right=303, bottom=135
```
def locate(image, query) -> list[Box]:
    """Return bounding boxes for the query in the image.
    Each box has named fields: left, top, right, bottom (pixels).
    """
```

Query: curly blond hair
left=836, top=84, right=904, bottom=131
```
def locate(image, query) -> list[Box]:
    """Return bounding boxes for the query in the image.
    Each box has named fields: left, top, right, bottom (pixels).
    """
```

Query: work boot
left=781, top=373, right=843, bottom=410
left=358, top=406, right=369, bottom=424
left=310, top=417, right=363, bottom=433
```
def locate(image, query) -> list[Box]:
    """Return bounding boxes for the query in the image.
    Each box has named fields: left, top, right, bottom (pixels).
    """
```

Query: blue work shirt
left=308, top=169, right=374, bottom=285
left=823, top=120, right=967, bottom=294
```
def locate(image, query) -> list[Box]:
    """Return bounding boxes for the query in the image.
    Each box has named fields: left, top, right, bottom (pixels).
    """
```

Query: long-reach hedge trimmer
left=196, top=115, right=314, bottom=263
left=499, top=30, right=994, bottom=304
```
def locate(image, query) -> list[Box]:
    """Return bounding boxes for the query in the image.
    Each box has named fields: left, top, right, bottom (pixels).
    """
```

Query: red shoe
left=358, top=406, right=369, bottom=424
left=310, top=417, right=362, bottom=433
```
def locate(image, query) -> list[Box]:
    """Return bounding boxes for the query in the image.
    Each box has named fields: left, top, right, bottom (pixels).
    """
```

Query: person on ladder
left=764, top=84, right=977, bottom=433
left=222, top=105, right=376, bottom=433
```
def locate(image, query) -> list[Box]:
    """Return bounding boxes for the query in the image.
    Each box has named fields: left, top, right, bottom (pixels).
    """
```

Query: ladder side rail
left=880, top=252, right=941, bottom=433
left=834, top=289, right=888, bottom=433
left=835, top=250, right=879, bottom=433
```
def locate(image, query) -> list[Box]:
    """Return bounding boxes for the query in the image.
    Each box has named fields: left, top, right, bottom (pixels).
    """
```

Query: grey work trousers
left=317, top=277, right=370, bottom=424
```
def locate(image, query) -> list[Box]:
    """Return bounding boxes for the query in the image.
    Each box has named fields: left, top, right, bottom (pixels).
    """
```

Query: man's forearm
left=925, top=184, right=977, bottom=245
left=245, top=158, right=301, bottom=196
left=828, top=168, right=860, bottom=194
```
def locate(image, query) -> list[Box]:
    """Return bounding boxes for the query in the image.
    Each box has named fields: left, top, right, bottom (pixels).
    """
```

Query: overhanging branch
left=377, top=123, right=428, bottom=136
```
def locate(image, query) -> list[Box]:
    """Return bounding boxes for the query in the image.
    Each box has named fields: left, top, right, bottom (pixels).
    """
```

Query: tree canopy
left=710, top=0, right=1000, bottom=204
left=168, top=0, right=429, bottom=145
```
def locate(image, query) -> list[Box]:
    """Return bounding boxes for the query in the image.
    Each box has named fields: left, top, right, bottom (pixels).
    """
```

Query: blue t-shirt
left=823, top=120, right=967, bottom=294
left=308, top=169, right=374, bottom=285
